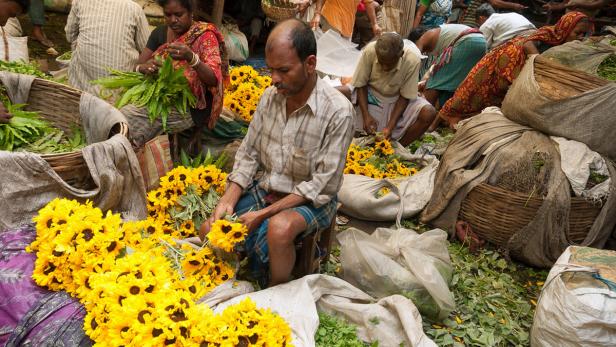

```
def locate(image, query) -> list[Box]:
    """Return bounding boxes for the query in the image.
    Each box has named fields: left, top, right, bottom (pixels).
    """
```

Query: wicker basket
left=261, top=0, right=298, bottom=22
left=21, top=78, right=128, bottom=188
left=459, top=183, right=603, bottom=246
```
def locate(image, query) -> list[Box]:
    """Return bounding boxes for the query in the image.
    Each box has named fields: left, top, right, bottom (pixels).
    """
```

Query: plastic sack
left=338, top=138, right=439, bottom=222
left=0, top=28, right=28, bottom=62
left=221, top=23, right=249, bottom=62
left=531, top=246, right=616, bottom=346
left=337, top=226, right=455, bottom=320
left=541, top=37, right=616, bottom=76
left=210, top=274, right=438, bottom=347
left=315, top=29, right=361, bottom=78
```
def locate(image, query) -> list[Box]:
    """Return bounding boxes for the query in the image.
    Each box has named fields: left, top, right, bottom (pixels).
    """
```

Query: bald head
left=266, top=18, right=316, bottom=62
left=375, top=32, right=404, bottom=61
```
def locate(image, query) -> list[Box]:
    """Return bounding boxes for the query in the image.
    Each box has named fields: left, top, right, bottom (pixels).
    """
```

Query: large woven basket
left=21, top=78, right=128, bottom=188
left=261, top=0, right=298, bottom=22
left=459, top=183, right=603, bottom=246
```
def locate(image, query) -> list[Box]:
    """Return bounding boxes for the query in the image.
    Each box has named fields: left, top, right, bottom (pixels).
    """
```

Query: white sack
left=337, top=227, right=455, bottom=320
left=551, top=136, right=611, bottom=200
left=211, top=274, right=438, bottom=347
left=531, top=246, right=616, bottom=347
left=221, top=23, right=249, bottom=62
left=338, top=140, right=439, bottom=222
left=0, top=29, right=28, bottom=62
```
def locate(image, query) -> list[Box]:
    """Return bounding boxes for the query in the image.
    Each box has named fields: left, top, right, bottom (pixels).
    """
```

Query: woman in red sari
left=126, top=0, right=229, bottom=148
left=438, top=11, right=591, bottom=126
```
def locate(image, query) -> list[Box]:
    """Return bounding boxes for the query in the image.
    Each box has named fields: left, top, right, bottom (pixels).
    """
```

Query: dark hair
left=475, top=3, right=495, bottom=19
left=156, top=0, right=195, bottom=12
left=408, top=27, right=428, bottom=43
left=14, top=0, right=30, bottom=12
left=287, top=19, right=317, bottom=62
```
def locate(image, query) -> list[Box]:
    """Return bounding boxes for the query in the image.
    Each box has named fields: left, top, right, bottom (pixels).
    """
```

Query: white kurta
left=65, top=0, right=150, bottom=94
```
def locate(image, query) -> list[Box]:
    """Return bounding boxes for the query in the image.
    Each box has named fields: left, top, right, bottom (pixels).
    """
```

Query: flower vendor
left=200, top=19, right=355, bottom=287
left=121, top=0, right=229, bottom=148
left=340, top=32, right=437, bottom=146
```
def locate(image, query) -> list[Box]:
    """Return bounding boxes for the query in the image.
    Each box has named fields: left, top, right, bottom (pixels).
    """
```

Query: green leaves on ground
left=422, top=242, right=548, bottom=347
left=92, top=57, right=196, bottom=130
left=316, top=313, right=377, bottom=347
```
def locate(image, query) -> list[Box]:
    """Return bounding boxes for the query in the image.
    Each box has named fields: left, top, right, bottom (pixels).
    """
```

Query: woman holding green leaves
left=123, top=0, right=229, bottom=149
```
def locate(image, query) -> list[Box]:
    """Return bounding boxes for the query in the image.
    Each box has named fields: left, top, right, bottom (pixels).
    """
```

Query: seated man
left=476, top=3, right=535, bottom=50
left=200, top=19, right=355, bottom=287
left=343, top=32, right=436, bottom=145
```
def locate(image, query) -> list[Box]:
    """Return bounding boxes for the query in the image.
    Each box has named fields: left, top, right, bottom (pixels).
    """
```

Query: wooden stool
left=292, top=217, right=337, bottom=278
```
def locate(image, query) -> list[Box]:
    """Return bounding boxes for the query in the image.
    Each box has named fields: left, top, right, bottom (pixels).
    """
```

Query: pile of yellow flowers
left=28, top=198, right=293, bottom=346
left=146, top=165, right=228, bottom=239
left=224, top=65, right=272, bottom=122
left=344, top=139, right=418, bottom=179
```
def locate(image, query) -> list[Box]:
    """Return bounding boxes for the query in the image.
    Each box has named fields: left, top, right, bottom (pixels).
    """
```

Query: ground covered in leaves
left=318, top=217, right=548, bottom=347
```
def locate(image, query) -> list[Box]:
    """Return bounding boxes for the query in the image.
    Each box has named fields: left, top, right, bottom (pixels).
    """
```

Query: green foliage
left=178, top=149, right=228, bottom=170
left=24, top=125, right=85, bottom=154
left=92, top=57, right=196, bottom=130
left=422, top=242, right=548, bottom=346
left=0, top=102, right=49, bottom=151
left=316, top=313, right=377, bottom=347
left=598, top=54, right=616, bottom=81
left=0, top=60, right=49, bottom=79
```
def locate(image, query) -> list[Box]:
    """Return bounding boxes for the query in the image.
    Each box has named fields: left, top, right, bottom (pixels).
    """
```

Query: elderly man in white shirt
left=476, top=4, right=536, bottom=50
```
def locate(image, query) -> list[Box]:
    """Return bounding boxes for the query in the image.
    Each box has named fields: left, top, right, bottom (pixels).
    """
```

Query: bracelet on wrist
left=135, top=64, right=141, bottom=73
left=190, top=53, right=200, bottom=67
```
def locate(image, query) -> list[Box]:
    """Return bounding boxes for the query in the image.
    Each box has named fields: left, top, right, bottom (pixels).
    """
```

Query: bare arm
left=487, top=0, right=526, bottom=11
left=365, top=1, right=382, bottom=36
left=413, top=4, right=429, bottom=28
left=311, top=0, right=325, bottom=29
left=567, top=0, right=611, bottom=10
left=385, top=96, right=410, bottom=137
left=523, top=40, right=539, bottom=55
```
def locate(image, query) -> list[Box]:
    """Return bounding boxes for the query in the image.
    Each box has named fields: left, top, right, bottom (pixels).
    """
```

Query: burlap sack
left=541, top=37, right=616, bottom=76
left=501, top=55, right=616, bottom=162
left=421, top=107, right=616, bottom=267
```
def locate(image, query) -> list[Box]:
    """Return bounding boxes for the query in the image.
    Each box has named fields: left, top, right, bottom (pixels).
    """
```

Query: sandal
left=31, top=36, right=55, bottom=48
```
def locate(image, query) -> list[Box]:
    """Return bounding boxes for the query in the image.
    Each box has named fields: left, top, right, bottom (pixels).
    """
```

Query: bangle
left=190, top=53, right=200, bottom=67
left=135, top=64, right=141, bottom=73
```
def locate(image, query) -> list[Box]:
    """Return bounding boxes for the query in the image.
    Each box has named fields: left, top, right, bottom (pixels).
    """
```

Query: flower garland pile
left=344, top=139, right=418, bottom=179
left=224, top=65, right=272, bottom=122
left=28, top=198, right=293, bottom=346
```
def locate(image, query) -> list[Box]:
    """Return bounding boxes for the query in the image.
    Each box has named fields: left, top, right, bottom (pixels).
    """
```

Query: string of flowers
left=28, top=198, right=293, bottom=346
left=224, top=65, right=272, bottom=123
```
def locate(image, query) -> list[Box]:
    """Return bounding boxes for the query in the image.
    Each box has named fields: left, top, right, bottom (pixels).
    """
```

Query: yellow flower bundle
left=28, top=198, right=294, bottom=346
left=147, top=165, right=227, bottom=239
left=344, top=139, right=418, bottom=179
left=224, top=65, right=272, bottom=122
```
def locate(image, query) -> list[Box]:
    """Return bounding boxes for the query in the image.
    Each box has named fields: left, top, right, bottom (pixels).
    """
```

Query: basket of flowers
left=223, top=65, right=272, bottom=123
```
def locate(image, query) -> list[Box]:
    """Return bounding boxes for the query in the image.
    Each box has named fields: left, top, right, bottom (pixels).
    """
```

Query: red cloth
left=153, top=22, right=230, bottom=129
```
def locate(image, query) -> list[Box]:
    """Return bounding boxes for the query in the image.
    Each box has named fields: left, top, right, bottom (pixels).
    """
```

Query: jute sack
left=501, top=55, right=616, bottom=161
left=541, top=37, right=616, bottom=76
